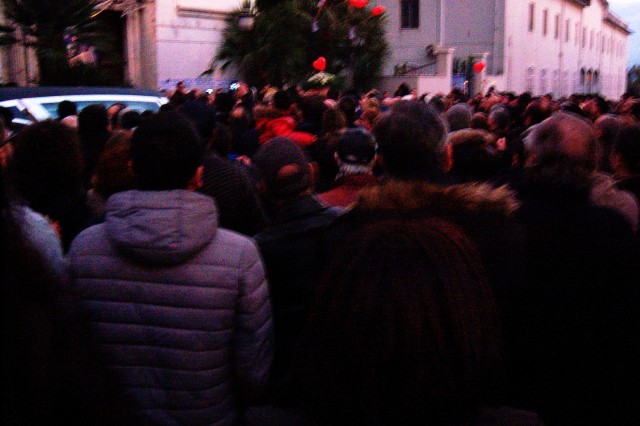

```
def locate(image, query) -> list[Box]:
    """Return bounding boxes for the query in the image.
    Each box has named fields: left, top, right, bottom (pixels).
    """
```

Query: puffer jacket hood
left=105, top=190, right=217, bottom=266
left=355, top=179, right=519, bottom=219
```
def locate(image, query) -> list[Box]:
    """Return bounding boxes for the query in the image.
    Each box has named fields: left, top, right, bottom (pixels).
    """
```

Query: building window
left=575, top=22, right=580, bottom=45
left=553, top=69, right=560, bottom=96
left=540, top=68, right=547, bottom=94
left=582, top=27, right=587, bottom=48
left=554, top=14, right=559, bottom=39
left=565, top=19, right=570, bottom=42
left=542, top=9, right=548, bottom=36
left=528, top=3, right=535, bottom=32
left=400, top=0, right=419, bottom=29
left=527, top=66, right=535, bottom=93
left=590, top=30, right=594, bottom=50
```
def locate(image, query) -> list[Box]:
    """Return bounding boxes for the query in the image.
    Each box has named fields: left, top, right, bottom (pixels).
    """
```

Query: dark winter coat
left=330, top=180, right=524, bottom=301
left=504, top=177, right=640, bottom=425
left=254, top=194, right=341, bottom=385
left=200, top=150, right=268, bottom=236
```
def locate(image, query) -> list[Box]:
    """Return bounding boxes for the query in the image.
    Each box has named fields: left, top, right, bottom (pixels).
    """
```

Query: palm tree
left=215, top=0, right=389, bottom=92
left=628, top=65, right=640, bottom=97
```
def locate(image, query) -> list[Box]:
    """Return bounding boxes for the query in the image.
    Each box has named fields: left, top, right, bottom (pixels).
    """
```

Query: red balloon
left=348, top=0, right=368, bottom=9
left=313, top=56, right=326, bottom=71
left=473, top=62, right=486, bottom=73
left=372, top=5, right=386, bottom=16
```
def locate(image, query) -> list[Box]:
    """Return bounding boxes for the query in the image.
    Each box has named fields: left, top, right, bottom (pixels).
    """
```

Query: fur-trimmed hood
left=354, top=180, right=519, bottom=219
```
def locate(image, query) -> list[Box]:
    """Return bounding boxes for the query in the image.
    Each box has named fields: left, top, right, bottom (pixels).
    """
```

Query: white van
left=0, top=87, right=168, bottom=130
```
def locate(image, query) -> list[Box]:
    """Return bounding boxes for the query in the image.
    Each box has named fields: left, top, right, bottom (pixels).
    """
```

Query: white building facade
left=0, top=0, right=237, bottom=90
left=376, top=0, right=630, bottom=98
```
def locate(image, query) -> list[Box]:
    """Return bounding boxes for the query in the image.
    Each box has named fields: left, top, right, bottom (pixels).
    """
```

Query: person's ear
left=308, top=162, right=319, bottom=190
left=441, top=143, right=453, bottom=173
left=610, top=152, right=623, bottom=176
left=524, top=153, right=537, bottom=168
left=256, top=181, right=267, bottom=197
left=188, top=166, right=204, bottom=191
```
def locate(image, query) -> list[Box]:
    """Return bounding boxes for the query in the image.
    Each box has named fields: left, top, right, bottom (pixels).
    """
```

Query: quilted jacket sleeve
left=234, top=238, right=273, bottom=401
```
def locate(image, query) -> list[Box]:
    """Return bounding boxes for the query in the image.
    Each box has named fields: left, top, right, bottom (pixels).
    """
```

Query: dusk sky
left=607, top=0, right=640, bottom=66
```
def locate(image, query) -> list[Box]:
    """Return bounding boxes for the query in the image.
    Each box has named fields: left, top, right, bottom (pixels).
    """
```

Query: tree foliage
left=1, top=0, right=124, bottom=86
left=215, top=0, right=389, bottom=92
left=628, top=65, right=640, bottom=97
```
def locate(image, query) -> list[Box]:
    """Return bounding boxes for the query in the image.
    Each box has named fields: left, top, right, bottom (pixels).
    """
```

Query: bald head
left=527, top=112, right=597, bottom=171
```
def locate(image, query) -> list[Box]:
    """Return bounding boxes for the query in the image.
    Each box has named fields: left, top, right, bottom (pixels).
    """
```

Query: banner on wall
left=177, top=0, right=240, bottom=12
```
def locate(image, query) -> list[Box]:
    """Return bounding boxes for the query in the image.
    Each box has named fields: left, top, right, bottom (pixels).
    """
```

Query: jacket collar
left=354, top=179, right=519, bottom=219
left=271, top=193, right=331, bottom=224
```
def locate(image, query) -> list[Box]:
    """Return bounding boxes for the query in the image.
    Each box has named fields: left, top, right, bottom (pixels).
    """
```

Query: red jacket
left=257, top=115, right=315, bottom=147
left=318, top=174, right=380, bottom=208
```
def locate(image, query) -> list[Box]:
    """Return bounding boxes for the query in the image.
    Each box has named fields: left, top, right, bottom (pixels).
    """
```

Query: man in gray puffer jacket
left=68, top=112, right=273, bottom=425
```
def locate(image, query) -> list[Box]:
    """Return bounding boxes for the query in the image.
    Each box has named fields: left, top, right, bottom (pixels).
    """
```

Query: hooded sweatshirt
left=68, top=190, right=272, bottom=425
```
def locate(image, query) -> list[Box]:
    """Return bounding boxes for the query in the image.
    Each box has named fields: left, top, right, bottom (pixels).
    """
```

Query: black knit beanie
left=253, top=137, right=310, bottom=199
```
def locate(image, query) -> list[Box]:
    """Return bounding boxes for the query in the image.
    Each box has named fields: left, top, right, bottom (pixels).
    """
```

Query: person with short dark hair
left=116, top=108, right=141, bottom=131
left=68, top=111, right=273, bottom=425
left=198, top=121, right=268, bottom=236
left=0, top=115, right=11, bottom=168
left=470, top=111, right=490, bottom=131
left=373, top=101, right=450, bottom=181
left=583, top=94, right=609, bottom=121
left=84, top=130, right=136, bottom=218
left=106, top=102, right=127, bottom=128
left=612, top=124, right=640, bottom=203
left=169, top=80, right=188, bottom=107
left=257, top=90, right=315, bottom=147
left=56, top=100, right=77, bottom=121
left=0, top=105, right=13, bottom=134
left=213, top=90, right=236, bottom=124
left=252, top=137, right=341, bottom=388
left=338, top=95, right=358, bottom=128
left=296, top=94, right=327, bottom=136
left=289, top=216, right=542, bottom=426
left=7, top=120, right=89, bottom=251
left=504, top=112, right=640, bottom=425
left=448, top=128, right=500, bottom=183
left=488, top=107, right=511, bottom=137
left=445, top=102, right=472, bottom=132
left=78, top=103, right=111, bottom=187
left=1, top=160, right=137, bottom=425
left=229, top=106, right=260, bottom=158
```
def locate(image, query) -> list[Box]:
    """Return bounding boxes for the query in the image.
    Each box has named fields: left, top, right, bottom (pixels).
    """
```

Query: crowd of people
left=2, top=79, right=640, bottom=425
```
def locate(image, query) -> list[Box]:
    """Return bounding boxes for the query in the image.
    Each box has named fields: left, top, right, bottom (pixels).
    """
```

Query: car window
left=6, top=105, right=30, bottom=122
left=40, top=100, right=162, bottom=119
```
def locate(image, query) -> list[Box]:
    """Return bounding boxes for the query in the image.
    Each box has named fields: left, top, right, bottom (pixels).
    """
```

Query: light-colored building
left=0, top=0, right=238, bottom=90
left=376, top=0, right=631, bottom=98
left=1, top=1, right=631, bottom=99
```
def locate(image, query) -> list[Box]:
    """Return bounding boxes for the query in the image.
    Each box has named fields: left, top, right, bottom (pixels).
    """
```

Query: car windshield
left=5, top=105, right=31, bottom=122
left=40, top=100, right=161, bottom=119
